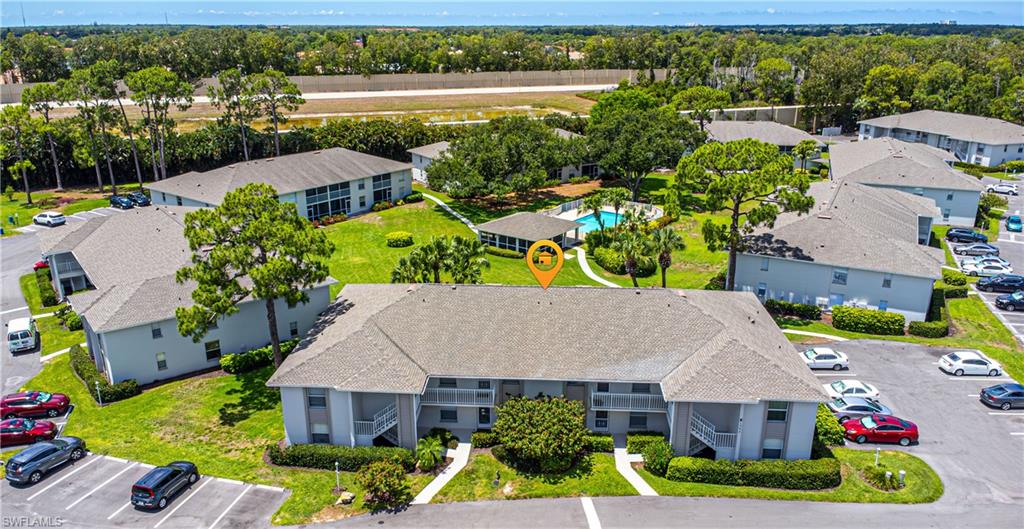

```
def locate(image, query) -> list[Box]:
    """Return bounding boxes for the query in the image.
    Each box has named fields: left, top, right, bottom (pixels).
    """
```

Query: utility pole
left=21, top=3, right=27, bottom=26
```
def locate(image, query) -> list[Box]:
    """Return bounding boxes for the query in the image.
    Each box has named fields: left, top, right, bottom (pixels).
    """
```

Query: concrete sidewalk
left=612, top=435, right=657, bottom=496
left=411, top=442, right=472, bottom=505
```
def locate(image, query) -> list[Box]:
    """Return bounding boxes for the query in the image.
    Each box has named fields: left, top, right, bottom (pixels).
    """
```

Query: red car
left=842, top=414, right=918, bottom=446
left=32, top=260, right=49, bottom=271
left=1, top=391, right=70, bottom=419
left=0, top=418, right=57, bottom=446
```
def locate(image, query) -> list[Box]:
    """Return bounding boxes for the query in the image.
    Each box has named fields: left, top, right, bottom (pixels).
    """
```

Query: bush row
left=470, top=430, right=500, bottom=448
left=404, top=192, right=424, bottom=203
left=814, top=403, right=845, bottom=446
left=831, top=306, right=905, bottom=336
left=941, top=269, right=968, bottom=286
left=385, top=231, right=414, bottom=248
left=266, top=442, right=415, bottom=472
left=592, top=247, right=656, bottom=277
left=485, top=245, right=525, bottom=259
left=584, top=434, right=615, bottom=453
left=934, top=280, right=968, bottom=299
left=69, top=345, right=140, bottom=403
left=220, top=339, right=300, bottom=374
left=909, top=310, right=950, bottom=338
left=641, top=439, right=673, bottom=476
left=56, top=306, right=83, bottom=331
left=36, top=269, right=58, bottom=307
left=664, top=456, right=842, bottom=490
left=955, top=160, right=1024, bottom=173
left=764, top=299, right=822, bottom=320
left=626, top=432, right=666, bottom=454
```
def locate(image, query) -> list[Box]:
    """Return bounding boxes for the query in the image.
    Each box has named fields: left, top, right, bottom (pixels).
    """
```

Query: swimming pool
left=575, top=211, right=623, bottom=233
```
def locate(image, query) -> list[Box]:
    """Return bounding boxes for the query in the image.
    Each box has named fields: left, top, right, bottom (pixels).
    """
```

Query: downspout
left=733, top=404, right=745, bottom=461
left=347, top=393, right=356, bottom=447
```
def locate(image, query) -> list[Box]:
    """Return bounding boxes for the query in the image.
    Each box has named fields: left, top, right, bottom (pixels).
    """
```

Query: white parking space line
left=997, top=238, right=1024, bottom=244
left=0, top=306, right=29, bottom=315
left=946, top=378, right=1016, bottom=382
left=66, top=462, right=137, bottom=510
left=27, top=455, right=104, bottom=501
left=580, top=497, right=602, bottom=529
left=139, top=463, right=154, bottom=469
left=69, top=214, right=88, bottom=220
left=107, top=501, right=132, bottom=520
left=217, top=477, right=243, bottom=485
left=968, top=394, right=980, bottom=397
left=87, top=210, right=106, bottom=217
left=814, top=373, right=855, bottom=377
left=105, top=456, right=128, bottom=464
left=988, top=412, right=1024, bottom=416
left=153, top=477, right=213, bottom=528
left=1010, top=432, right=1024, bottom=436
left=208, top=484, right=253, bottom=529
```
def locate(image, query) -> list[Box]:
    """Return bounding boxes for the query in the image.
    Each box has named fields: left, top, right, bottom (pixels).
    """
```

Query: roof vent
left=228, top=164, right=235, bottom=168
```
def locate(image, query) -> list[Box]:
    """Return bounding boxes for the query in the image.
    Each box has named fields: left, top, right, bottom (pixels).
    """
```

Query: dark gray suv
left=3, top=436, right=86, bottom=485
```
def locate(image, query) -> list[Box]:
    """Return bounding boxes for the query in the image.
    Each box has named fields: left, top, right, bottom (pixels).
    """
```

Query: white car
left=960, top=256, right=1010, bottom=268
left=987, top=183, right=1019, bottom=195
left=962, top=262, right=1013, bottom=277
left=823, top=379, right=880, bottom=400
left=32, top=211, right=66, bottom=227
left=938, top=350, right=1003, bottom=377
left=801, top=347, right=849, bottom=371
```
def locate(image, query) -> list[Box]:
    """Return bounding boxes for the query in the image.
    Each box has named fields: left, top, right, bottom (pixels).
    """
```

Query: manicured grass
left=639, top=448, right=942, bottom=504
left=778, top=297, right=1024, bottom=383
left=322, top=200, right=601, bottom=296
left=36, top=316, right=84, bottom=355
left=19, top=355, right=431, bottom=525
left=1, top=191, right=48, bottom=233
left=432, top=451, right=634, bottom=503
left=18, top=272, right=65, bottom=315
left=1, top=185, right=145, bottom=236
left=62, top=198, right=110, bottom=216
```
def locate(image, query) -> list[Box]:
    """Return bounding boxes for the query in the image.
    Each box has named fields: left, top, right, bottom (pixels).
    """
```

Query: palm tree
left=651, top=227, right=686, bottom=288
left=445, top=236, right=491, bottom=284
left=416, top=437, right=444, bottom=472
left=419, top=237, right=452, bottom=283
left=391, top=255, right=421, bottom=283
left=792, top=139, right=818, bottom=173
left=611, top=230, right=653, bottom=288
left=605, top=188, right=630, bottom=227
left=581, top=191, right=608, bottom=233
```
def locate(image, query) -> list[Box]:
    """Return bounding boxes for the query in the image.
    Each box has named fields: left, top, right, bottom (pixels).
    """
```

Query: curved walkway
left=411, top=442, right=472, bottom=505
left=420, top=192, right=478, bottom=233
left=781, top=329, right=849, bottom=342
left=575, top=248, right=621, bottom=288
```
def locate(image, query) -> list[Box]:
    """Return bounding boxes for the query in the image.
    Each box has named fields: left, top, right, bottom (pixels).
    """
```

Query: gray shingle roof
left=553, top=128, right=582, bottom=140
left=830, top=138, right=984, bottom=192
left=146, top=148, right=411, bottom=205
left=744, top=182, right=944, bottom=279
left=706, top=121, right=821, bottom=147
left=476, top=212, right=583, bottom=241
left=858, top=110, right=1024, bottom=146
left=267, top=284, right=827, bottom=404
left=406, top=141, right=450, bottom=160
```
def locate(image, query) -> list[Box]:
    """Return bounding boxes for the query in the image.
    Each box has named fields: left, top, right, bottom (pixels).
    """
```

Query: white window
left=595, top=411, right=608, bottom=429
left=151, top=324, right=163, bottom=339
left=762, top=438, right=784, bottom=459
left=832, top=268, right=848, bottom=286
left=306, top=388, right=327, bottom=409
left=176, top=196, right=183, bottom=206
left=942, top=208, right=951, bottom=221
left=289, top=321, right=299, bottom=338
left=756, top=282, right=767, bottom=299
left=440, top=408, right=458, bottom=423
left=204, top=340, right=221, bottom=361
left=438, top=378, right=457, bottom=388
left=596, top=382, right=609, bottom=392
left=767, top=401, right=789, bottom=422
left=155, top=352, right=167, bottom=371
left=946, top=192, right=954, bottom=201
left=310, top=422, right=330, bottom=444
left=629, top=413, right=647, bottom=430
left=882, top=273, right=892, bottom=289
left=760, top=257, right=769, bottom=271
left=631, top=383, right=651, bottom=394
left=478, top=380, right=491, bottom=390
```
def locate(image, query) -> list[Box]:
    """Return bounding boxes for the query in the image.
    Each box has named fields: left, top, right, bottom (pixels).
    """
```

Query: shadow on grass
left=504, top=453, right=596, bottom=486
left=218, top=366, right=279, bottom=426
left=773, top=316, right=814, bottom=328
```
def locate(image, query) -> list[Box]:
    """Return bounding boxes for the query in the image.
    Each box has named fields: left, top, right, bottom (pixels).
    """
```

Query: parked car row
left=109, top=192, right=151, bottom=209
left=977, top=274, right=1024, bottom=293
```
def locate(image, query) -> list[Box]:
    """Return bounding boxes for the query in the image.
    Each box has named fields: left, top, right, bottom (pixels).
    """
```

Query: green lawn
left=323, top=200, right=601, bottom=297
left=36, top=316, right=85, bottom=355
left=62, top=198, right=110, bottom=216
left=2, top=184, right=146, bottom=236
left=13, top=355, right=431, bottom=525
left=432, top=451, right=633, bottom=503
left=18, top=272, right=65, bottom=315
left=639, top=448, right=942, bottom=504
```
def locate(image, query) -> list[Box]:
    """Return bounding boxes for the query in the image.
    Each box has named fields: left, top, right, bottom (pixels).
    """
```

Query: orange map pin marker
left=526, top=240, right=564, bottom=289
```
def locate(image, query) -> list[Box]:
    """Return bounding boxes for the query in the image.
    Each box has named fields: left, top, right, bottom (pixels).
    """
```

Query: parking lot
left=14, top=205, right=129, bottom=234
left=1, top=453, right=288, bottom=529
left=813, top=340, right=1024, bottom=505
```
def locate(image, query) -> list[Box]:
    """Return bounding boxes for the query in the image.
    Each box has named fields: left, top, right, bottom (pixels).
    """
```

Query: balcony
left=590, top=392, right=666, bottom=412
left=55, top=261, right=83, bottom=274
left=421, top=387, right=495, bottom=407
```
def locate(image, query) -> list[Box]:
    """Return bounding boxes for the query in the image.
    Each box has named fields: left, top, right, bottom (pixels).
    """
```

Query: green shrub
left=641, top=439, right=673, bottom=476
left=831, top=306, right=905, bottom=336
left=404, top=192, right=424, bottom=203
left=267, top=443, right=415, bottom=472
left=371, top=201, right=394, bottom=212
left=819, top=167, right=829, bottom=179
left=955, top=161, right=1005, bottom=173
left=494, top=397, right=587, bottom=473
left=934, top=281, right=968, bottom=299
left=471, top=430, right=500, bottom=448
left=415, top=437, right=445, bottom=472
left=1002, top=160, right=1024, bottom=172
left=568, top=176, right=591, bottom=184
left=764, top=299, right=822, bottom=320
left=35, top=269, right=58, bottom=307
left=220, top=339, right=300, bottom=374
left=909, top=318, right=949, bottom=338
left=385, top=231, right=414, bottom=247
left=69, top=345, right=141, bottom=403
left=584, top=434, right=614, bottom=453
left=626, top=432, right=666, bottom=454
left=941, top=269, right=968, bottom=286
left=593, top=246, right=625, bottom=274
left=814, top=403, right=845, bottom=446
left=423, top=427, right=459, bottom=449
left=863, top=464, right=903, bottom=491
left=490, top=444, right=509, bottom=464
left=56, top=306, right=83, bottom=331
left=356, top=460, right=410, bottom=508
left=4, top=185, right=13, bottom=201
left=485, top=245, right=525, bottom=259
left=665, top=456, right=841, bottom=490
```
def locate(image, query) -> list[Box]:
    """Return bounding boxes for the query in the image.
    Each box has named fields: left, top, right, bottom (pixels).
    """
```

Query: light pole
left=95, top=381, right=103, bottom=406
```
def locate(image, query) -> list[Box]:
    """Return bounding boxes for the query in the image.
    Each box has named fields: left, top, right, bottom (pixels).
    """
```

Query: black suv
left=131, top=461, right=199, bottom=510
left=995, top=291, right=1024, bottom=311
left=977, top=274, right=1024, bottom=293
left=126, top=191, right=151, bottom=207
left=946, top=228, right=988, bottom=243
left=109, top=195, right=135, bottom=210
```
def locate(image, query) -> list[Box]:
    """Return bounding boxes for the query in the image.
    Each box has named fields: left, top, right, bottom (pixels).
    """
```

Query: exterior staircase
left=355, top=403, right=399, bottom=441
left=689, top=410, right=737, bottom=458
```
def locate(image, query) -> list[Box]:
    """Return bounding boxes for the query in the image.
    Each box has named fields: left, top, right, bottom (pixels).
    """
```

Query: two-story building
left=146, top=148, right=414, bottom=221
left=38, top=206, right=333, bottom=385
left=705, top=120, right=823, bottom=156
left=857, top=110, right=1024, bottom=167
left=829, top=137, right=984, bottom=226
left=267, top=284, right=827, bottom=461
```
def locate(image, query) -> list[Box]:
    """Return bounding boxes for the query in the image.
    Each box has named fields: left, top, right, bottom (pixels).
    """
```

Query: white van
left=6, top=317, right=38, bottom=353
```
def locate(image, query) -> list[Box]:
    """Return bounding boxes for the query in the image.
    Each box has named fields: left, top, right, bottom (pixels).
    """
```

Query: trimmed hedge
left=584, top=434, right=615, bottom=453
left=941, top=269, right=968, bottom=286
left=69, top=345, right=140, bottom=403
left=814, top=403, right=845, bottom=446
left=385, top=231, right=414, bottom=247
left=934, top=281, right=968, bottom=299
left=267, top=442, right=415, bottom=472
left=220, top=339, right=300, bottom=374
left=764, top=299, right=822, bottom=320
left=36, top=269, right=58, bottom=307
left=485, top=245, right=525, bottom=259
left=909, top=317, right=949, bottom=338
left=626, top=432, right=666, bottom=454
left=665, top=456, right=842, bottom=490
left=592, top=247, right=655, bottom=277
left=831, top=306, right=905, bottom=336
left=471, top=430, right=500, bottom=448
left=56, top=306, right=83, bottom=331
left=641, top=439, right=673, bottom=476
left=404, top=192, right=425, bottom=203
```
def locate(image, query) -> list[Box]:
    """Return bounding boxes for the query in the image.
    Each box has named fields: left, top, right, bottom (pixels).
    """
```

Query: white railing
left=690, top=410, right=737, bottom=450
left=353, top=403, right=399, bottom=438
left=56, top=261, right=82, bottom=274
left=539, top=199, right=665, bottom=221
left=421, top=388, right=495, bottom=406
left=590, top=392, right=667, bottom=412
